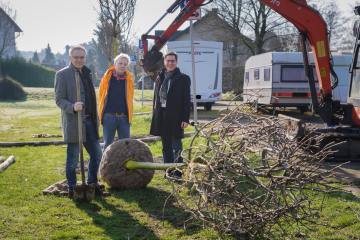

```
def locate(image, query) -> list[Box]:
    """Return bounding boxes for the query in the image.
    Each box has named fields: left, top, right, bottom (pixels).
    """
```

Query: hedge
left=0, top=76, right=27, bottom=101
left=0, top=58, right=56, bottom=87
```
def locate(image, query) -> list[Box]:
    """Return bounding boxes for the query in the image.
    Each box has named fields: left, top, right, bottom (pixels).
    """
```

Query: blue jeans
left=161, top=135, right=183, bottom=163
left=102, top=113, right=130, bottom=150
left=66, top=119, right=102, bottom=190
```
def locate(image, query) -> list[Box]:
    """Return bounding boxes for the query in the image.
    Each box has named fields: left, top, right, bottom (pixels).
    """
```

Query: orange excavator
left=141, top=0, right=360, bottom=161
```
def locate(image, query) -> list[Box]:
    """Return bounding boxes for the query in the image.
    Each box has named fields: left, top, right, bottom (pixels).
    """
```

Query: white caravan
left=243, top=52, right=352, bottom=111
left=166, top=41, right=223, bottom=110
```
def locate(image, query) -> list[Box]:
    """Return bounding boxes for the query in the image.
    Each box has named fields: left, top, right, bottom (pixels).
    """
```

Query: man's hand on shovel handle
left=74, top=102, right=83, bottom=112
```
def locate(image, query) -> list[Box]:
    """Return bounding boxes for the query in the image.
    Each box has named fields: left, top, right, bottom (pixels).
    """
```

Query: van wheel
left=204, top=103, right=212, bottom=111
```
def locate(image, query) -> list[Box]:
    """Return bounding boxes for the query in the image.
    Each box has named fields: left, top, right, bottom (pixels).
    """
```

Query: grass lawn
left=0, top=145, right=221, bottom=240
left=0, top=88, right=155, bottom=143
left=0, top=88, right=197, bottom=143
left=1, top=88, right=360, bottom=239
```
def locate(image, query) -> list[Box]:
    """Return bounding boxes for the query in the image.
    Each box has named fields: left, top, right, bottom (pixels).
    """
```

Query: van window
left=264, top=68, right=270, bottom=81
left=254, top=69, right=260, bottom=80
left=281, top=65, right=317, bottom=82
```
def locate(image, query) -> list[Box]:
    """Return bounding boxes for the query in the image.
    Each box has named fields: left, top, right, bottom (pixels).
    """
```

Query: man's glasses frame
left=72, top=56, right=85, bottom=60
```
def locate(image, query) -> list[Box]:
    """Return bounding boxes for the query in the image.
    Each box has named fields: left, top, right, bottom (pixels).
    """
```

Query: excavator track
left=279, top=114, right=360, bottom=162
left=315, top=127, right=360, bottom=161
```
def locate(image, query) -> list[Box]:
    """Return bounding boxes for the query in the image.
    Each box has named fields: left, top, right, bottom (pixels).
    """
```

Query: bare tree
left=0, top=1, right=20, bottom=59
left=94, top=0, right=137, bottom=63
left=307, top=0, right=343, bottom=50
left=242, top=0, right=295, bottom=54
left=212, top=0, right=243, bottom=61
left=335, top=0, right=360, bottom=52
left=211, top=0, right=295, bottom=55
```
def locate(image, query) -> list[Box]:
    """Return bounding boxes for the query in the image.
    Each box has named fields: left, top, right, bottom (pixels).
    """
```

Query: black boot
left=68, top=189, right=74, bottom=199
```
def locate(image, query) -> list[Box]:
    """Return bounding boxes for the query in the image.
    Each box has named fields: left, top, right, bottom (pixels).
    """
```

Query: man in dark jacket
left=150, top=52, right=191, bottom=168
left=54, top=45, right=102, bottom=198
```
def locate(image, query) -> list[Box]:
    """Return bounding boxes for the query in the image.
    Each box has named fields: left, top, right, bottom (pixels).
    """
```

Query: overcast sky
left=7, top=0, right=357, bottom=53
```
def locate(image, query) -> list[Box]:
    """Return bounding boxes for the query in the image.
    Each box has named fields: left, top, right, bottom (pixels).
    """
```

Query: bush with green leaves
left=0, top=57, right=55, bottom=87
left=0, top=76, right=27, bottom=101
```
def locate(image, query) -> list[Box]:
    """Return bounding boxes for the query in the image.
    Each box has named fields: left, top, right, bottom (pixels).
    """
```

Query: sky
left=6, top=0, right=358, bottom=54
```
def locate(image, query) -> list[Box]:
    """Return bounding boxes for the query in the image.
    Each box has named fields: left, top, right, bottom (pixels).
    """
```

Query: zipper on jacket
left=125, top=72, right=129, bottom=123
left=102, top=76, right=111, bottom=122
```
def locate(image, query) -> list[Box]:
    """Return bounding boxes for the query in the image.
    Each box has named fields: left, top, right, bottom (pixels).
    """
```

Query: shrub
left=0, top=57, right=56, bottom=87
left=0, top=76, right=27, bottom=101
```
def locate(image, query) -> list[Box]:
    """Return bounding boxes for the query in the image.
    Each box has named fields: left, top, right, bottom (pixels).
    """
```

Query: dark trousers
left=66, top=119, right=102, bottom=190
left=159, top=107, right=183, bottom=163
left=161, top=135, right=183, bottom=163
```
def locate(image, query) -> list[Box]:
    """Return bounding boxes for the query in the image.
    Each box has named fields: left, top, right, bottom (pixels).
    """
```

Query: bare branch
left=94, top=0, right=137, bottom=62
left=171, top=102, right=338, bottom=239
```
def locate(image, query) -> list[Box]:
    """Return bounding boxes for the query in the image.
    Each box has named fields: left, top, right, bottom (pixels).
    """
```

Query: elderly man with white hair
left=98, top=53, right=135, bottom=150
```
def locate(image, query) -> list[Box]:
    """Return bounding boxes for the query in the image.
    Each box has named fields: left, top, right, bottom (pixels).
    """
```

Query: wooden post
left=0, top=155, right=16, bottom=173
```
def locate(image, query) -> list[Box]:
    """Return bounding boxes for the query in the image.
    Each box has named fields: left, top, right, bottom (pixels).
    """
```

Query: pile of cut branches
left=172, top=105, right=337, bottom=239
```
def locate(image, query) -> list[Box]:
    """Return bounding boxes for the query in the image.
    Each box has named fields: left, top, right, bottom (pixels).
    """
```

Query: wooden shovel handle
left=75, top=71, right=86, bottom=185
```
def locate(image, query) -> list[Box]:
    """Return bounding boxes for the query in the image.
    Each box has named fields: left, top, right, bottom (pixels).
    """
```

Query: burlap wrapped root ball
left=99, top=139, right=154, bottom=189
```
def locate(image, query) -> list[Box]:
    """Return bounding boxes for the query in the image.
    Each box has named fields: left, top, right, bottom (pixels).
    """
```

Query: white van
left=166, top=41, right=223, bottom=111
left=243, top=52, right=352, bottom=111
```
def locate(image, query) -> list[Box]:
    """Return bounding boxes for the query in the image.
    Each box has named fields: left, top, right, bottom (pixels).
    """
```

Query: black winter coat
left=150, top=68, right=191, bottom=138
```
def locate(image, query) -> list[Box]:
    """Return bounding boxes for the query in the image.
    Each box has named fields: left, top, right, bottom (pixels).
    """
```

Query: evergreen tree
left=42, top=44, right=56, bottom=65
left=32, top=51, right=40, bottom=63
left=65, top=45, right=70, bottom=57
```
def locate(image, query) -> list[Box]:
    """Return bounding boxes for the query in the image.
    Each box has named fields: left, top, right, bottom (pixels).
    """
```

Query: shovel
left=73, top=70, right=95, bottom=202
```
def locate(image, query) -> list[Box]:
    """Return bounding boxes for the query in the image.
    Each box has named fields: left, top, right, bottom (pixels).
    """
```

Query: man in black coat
left=150, top=52, right=191, bottom=167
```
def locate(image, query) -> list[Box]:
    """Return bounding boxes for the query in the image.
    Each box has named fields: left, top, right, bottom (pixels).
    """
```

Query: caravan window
left=245, top=71, right=249, bottom=83
left=254, top=69, right=260, bottom=80
left=264, top=68, right=270, bottom=81
left=281, top=65, right=318, bottom=82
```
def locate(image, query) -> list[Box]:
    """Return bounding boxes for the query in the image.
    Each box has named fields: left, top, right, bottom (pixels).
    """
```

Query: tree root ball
left=99, top=139, right=154, bottom=189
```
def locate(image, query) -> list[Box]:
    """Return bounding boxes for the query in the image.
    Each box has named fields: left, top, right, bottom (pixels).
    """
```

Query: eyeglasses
left=72, top=56, right=85, bottom=60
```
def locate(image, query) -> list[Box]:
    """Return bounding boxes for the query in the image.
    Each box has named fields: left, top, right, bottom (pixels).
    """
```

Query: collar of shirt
left=113, top=71, right=126, bottom=80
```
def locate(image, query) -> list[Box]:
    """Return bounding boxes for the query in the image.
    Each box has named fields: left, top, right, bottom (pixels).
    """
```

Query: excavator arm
left=141, top=0, right=207, bottom=77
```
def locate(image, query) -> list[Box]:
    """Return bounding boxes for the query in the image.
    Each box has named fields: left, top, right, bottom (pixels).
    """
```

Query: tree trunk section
left=0, top=155, right=15, bottom=173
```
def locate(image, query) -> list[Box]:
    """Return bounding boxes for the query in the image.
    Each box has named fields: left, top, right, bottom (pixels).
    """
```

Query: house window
left=264, top=68, right=270, bottom=81
left=254, top=69, right=260, bottom=80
